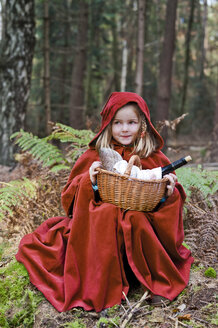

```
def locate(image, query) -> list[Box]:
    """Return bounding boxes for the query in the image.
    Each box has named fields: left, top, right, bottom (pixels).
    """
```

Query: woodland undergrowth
left=0, top=123, right=217, bottom=328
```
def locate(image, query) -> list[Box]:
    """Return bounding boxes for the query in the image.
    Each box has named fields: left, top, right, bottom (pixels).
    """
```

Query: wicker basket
left=97, top=155, right=168, bottom=212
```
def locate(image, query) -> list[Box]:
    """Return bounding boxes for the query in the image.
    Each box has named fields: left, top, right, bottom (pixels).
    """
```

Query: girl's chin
left=112, top=137, right=135, bottom=146
left=122, top=138, right=134, bottom=144
left=119, top=139, right=134, bottom=146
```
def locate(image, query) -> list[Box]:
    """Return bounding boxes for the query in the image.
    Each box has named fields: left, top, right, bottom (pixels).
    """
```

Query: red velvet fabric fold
left=16, top=92, right=194, bottom=312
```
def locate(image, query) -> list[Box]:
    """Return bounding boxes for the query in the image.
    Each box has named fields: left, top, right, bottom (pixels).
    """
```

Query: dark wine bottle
left=162, top=155, right=192, bottom=176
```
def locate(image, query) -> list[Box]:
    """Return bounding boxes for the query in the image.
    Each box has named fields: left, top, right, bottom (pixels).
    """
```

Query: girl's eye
left=113, top=120, right=138, bottom=125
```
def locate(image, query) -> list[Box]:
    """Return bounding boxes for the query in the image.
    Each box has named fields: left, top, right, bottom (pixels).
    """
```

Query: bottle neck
left=162, top=156, right=191, bottom=176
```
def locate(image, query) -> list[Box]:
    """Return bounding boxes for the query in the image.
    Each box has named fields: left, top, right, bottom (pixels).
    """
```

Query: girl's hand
left=165, top=173, right=177, bottom=197
left=89, top=161, right=102, bottom=185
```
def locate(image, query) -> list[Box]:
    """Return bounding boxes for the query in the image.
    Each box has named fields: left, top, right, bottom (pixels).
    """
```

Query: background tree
left=179, top=0, right=195, bottom=116
left=210, top=78, right=218, bottom=161
left=135, top=0, right=146, bottom=96
left=121, top=2, right=137, bottom=92
left=155, top=0, right=178, bottom=142
left=111, top=2, right=120, bottom=91
left=69, top=0, right=89, bottom=129
left=43, top=0, right=51, bottom=135
left=199, top=0, right=208, bottom=80
left=0, top=0, right=35, bottom=165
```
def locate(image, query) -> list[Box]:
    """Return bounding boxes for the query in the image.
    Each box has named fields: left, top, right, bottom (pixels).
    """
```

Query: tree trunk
left=43, top=0, right=51, bottom=135
left=122, top=1, right=137, bottom=92
left=135, top=0, right=146, bottom=96
left=0, top=0, right=35, bottom=165
left=156, top=0, right=178, bottom=143
left=120, top=40, right=128, bottom=92
left=155, top=0, right=161, bottom=75
left=179, top=0, right=195, bottom=116
left=0, top=1, right=6, bottom=40
left=59, top=0, right=70, bottom=122
left=199, top=0, right=208, bottom=80
left=69, top=0, right=88, bottom=130
left=112, top=12, right=120, bottom=91
left=85, top=0, right=94, bottom=117
left=210, top=78, right=218, bottom=161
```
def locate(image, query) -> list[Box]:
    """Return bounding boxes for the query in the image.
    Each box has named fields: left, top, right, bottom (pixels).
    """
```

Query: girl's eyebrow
left=113, top=118, right=139, bottom=121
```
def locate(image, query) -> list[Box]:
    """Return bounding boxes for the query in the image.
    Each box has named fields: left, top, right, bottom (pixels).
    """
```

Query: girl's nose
left=122, top=123, right=128, bottom=131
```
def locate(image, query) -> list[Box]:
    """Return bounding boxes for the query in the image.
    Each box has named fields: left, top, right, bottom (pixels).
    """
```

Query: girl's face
left=111, top=104, right=141, bottom=145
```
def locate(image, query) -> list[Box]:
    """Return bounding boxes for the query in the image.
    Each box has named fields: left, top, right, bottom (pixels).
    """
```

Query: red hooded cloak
left=16, top=92, right=194, bottom=312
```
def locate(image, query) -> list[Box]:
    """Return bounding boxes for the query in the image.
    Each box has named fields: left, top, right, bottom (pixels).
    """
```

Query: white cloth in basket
left=113, top=160, right=162, bottom=180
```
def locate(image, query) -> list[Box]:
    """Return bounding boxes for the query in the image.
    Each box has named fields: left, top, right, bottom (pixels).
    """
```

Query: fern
left=11, top=124, right=95, bottom=171
left=11, top=129, right=69, bottom=170
left=47, top=123, right=95, bottom=163
left=47, top=122, right=95, bottom=145
left=177, top=167, right=218, bottom=198
left=0, top=178, right=38, bottom=220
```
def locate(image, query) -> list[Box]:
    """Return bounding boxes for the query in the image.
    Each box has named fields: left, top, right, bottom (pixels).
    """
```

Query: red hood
left=89, top=92, right=164, bottom=150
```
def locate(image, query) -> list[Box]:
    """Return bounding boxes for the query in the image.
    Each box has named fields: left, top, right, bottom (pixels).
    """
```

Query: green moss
left=64, top=319, right=86, bottom=328
left=97, top=317, right=120, bottom=327
left=210, top=312, right=218, bottom=325
left=177, top=287, right=188, bottom=299
left=0, top=244, right=4, bottom=261
left=0, top=315, right=8, bottom=328
left=106, top=304, right=120, bottom=316
left=204, top=267, right=217, bottom=278
left=70, top=308, right=86, bottom=319
left=182, top=320, right=205, bottom=328
left=202, top=302, right=213, bottom=310
left=191, top=263, right=205, bottom=272
left=0, top=242, right=10, bottom=261
left=0, top=258, right=43, bottom=327
left=192, top=285, right=202, bottom=293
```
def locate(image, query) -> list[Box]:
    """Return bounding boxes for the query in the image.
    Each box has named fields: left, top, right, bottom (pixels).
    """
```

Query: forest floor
left=0, top=138, right=217, bottom=328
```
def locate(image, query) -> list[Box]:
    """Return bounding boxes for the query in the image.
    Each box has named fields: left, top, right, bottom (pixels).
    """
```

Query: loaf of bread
left=99, top=148, right=122, bottom=171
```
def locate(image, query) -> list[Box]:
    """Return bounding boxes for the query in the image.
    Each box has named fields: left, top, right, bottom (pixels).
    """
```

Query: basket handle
left=124, top=155, right=142, bottom=176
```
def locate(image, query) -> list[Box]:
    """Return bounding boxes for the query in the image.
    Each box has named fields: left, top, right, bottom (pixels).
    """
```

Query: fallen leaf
left=178, top=314, right=191, bottom=321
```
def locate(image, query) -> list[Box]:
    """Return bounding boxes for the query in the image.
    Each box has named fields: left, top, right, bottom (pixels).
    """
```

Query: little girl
left=16, top=92, right=194, bottom=312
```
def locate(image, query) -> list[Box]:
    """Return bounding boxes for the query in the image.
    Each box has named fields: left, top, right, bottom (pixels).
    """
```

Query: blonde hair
left=95, top=103, right=158, bottom=158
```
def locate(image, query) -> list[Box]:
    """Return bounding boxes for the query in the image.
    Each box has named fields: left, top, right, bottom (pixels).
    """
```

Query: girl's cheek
left=112, top=127, right=118, bottom=137
left=113, top=126, right=120, bottom=133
